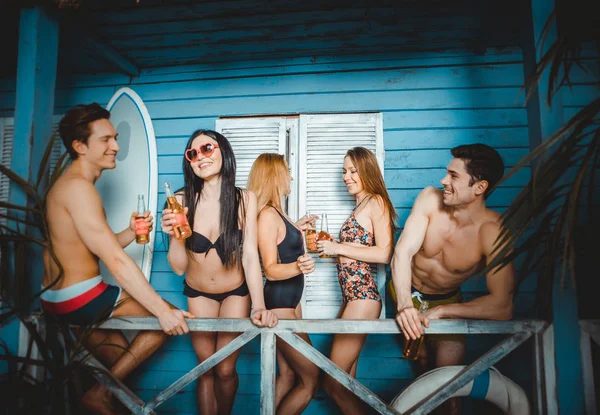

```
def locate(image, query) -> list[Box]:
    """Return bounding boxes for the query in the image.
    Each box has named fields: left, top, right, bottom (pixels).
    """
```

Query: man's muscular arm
left=429, top=221, right=514, bottom=321
left=392, top=186, right=436, bottom=340
left=115, top=210, right=153, bottom=248
left=67, top=180, right=193, bottom=334
left=115, top=224, right=136, bottom=247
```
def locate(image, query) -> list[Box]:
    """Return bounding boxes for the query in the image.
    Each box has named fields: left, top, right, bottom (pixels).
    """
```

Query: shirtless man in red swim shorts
left=42, top=103, right=194, bottom=415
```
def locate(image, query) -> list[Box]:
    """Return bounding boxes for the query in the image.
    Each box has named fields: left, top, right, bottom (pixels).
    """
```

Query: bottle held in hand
left=164, top=182, right=192, bottom=240
left=402, top=300, right=429, bottom=360
left=135, top=194, right=150, bottom=244
left=317, top=213, right=334, bottom=258
left=305, top=210, right=318, bottom=253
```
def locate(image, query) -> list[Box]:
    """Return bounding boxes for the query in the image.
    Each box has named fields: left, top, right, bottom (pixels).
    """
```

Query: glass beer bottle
left=317, top=213, right=334, bottom=258
left=305, top=210, right=318, bottom=253
left=402, top=300, right=429, bottom=360
left=135, top=194, right=150, bottom=244
left=164, top=182, right=192, bottom=240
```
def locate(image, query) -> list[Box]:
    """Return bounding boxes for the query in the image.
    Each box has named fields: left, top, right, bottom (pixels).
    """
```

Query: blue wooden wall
left=1, top=46, right=541, bottom=413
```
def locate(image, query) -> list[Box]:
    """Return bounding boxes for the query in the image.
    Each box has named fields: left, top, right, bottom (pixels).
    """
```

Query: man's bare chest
left=419, top=220, right=484, bottom=275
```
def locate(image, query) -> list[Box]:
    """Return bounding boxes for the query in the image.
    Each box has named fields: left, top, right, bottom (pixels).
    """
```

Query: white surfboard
left=96, top=87, right=158, bottom=283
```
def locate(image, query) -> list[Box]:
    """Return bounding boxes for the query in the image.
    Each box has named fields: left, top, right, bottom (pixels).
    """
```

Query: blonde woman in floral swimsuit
left=317, top=147, right=397, bottom=415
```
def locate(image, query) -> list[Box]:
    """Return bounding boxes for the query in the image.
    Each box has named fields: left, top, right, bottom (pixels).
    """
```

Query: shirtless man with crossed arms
left=390, top=143, right=515, bottom=414
left=42, top=103, right=194, bottom=415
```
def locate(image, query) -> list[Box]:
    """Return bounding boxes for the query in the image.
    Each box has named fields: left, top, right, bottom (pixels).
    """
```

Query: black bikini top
left=190, top=229, right=242, bottom=265
left=274, top=210, right=304, bottom=264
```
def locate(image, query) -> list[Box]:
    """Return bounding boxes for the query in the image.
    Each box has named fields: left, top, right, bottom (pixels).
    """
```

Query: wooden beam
left=533, top=324, right=557, bottom=414
left=580, top=319, right=600, bottom=336
left=520, top=0, right=543, bottom=154
left=260, top=332, right=276, bottom=415
left=580, top=321, right=598, bottom=415
left=97, top=317, right=548, bottom=334
left=144, top=330, right=258, bottom=412
left=3, top=6, right=59, bottom=362
left=528, top=1, right=583, bottom=413
left=64, top=24, right=140, bottom=77
left=277, top=331, right=400, bottom=415
left=82, top=354, right=151, bottom=415
left=12, top=6, right=58, bottom=203
left=409, top=332, right=533, bottom=414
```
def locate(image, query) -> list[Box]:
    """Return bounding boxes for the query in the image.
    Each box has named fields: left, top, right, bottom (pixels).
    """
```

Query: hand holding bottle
left=303, top=210, right=319, bottom=253
left=161, top=206, right=189, bottom=236
left=133, top=194, right=152, bottom=244
left=163, top=182, right=192, bottom=240
left=316, top=213, right=335, bottom=258
left=316, top=238, right=338, bottom=257
left=401, top=301, right=429, bottom=360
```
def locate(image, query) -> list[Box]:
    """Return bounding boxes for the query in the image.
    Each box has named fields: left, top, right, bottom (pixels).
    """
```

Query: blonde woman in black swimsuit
left=247, top=153, right=319, bottom=415
left=160, top=130, right=278, bottom=415
left=317, top=147, right=397, bottom=415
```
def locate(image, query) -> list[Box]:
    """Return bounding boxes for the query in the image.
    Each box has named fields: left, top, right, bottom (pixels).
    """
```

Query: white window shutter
left=49, top=116, right=63, bottom=176
left=215, top=118, right=287, bottom=188
left=0, top=118, right=14, bottom=229
left=298, top=113, right=385, bottom=319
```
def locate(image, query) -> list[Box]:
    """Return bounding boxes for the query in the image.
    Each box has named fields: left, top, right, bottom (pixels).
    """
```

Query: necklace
left=354, top=195, right=371, bottom=213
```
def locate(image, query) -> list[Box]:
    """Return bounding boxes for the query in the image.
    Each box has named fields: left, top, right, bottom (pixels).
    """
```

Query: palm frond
left=0, top=200, right=40, bottom=214
left=0, top=164, right=38, bottom=200
left=35, top=132, right=59, bottom=190
left=485, top=82, right=599, bottom=317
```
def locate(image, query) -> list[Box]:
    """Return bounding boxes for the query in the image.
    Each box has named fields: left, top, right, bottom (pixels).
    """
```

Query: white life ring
left=391, top=366, right=530, bottom=415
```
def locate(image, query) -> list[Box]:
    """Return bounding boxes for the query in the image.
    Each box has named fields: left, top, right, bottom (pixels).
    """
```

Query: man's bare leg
left=81, top=291, right=169, bottom=415
left=79, top=329, right=130, bottom=415
left=82, top=329, right=129, bottom=367
left=433, top=338, right=465, bottom=415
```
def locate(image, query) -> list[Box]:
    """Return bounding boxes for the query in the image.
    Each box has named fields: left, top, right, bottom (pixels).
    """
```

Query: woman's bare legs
left=214, top=294, right=251, bottom=415
left=271, top=306, right=319, bottom=415
left=188, top=296, right=222, bottom=415
left=274, top=348, right=295, bottom=408
left=323, top=299, right=381, bottom=415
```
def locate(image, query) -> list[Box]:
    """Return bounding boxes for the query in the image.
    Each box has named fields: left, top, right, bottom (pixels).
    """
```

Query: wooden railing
left=27, top=317, right=554, bottom=415
left=580, top=319, right=599, bottom=415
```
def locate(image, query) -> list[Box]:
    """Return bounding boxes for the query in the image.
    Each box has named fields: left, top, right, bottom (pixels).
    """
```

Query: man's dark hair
left=58, top=103, right=110, bottom=160
left=450, top=143, right=505, bottom=199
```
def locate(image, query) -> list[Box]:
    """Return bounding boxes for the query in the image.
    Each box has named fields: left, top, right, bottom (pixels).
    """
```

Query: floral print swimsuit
left=336, top=206, right=381, bottom=303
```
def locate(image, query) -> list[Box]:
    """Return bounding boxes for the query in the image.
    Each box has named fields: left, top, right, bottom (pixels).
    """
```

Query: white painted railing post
left=580, top=320, right=598, bottom=415
left=260, top=331, right=276, bottom=415
left=533, top=324, right=558, bottom=415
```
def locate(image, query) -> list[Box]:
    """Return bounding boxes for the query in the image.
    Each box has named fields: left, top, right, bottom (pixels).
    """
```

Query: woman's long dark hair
left=180, top=129, right=245, bottom=269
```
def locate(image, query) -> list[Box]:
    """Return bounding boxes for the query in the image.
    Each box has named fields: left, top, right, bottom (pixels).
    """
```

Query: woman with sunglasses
left=160, top=130, right=278, bottom=415
left=247, top=153, right=319, bottom=415
left=317, top=147, right=397, bottom=415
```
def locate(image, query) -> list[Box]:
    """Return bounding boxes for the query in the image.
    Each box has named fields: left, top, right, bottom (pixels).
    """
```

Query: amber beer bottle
left=402, top=300, right=429, bottom=360
left=135, top=194, right=150, bottom=244
left=317, top=213, right=334, bottom=258
left=305, top=210, right=318, bottom=253
left=163, top=182, right=192, bottom=240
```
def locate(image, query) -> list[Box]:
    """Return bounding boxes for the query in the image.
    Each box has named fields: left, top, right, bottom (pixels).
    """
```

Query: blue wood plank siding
left=1, top=47, right=536, bottom=413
